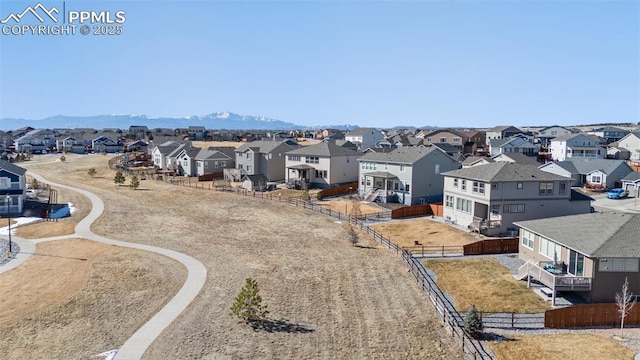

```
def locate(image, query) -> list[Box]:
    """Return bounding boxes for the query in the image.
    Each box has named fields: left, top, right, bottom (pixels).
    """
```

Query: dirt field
left=319, top=198, right=386, bottom=216
left=371, top=218, right=477, bottom=248
left=10, top=154, right=463, bottom=359
left=0, top=238, right=185, bottom=359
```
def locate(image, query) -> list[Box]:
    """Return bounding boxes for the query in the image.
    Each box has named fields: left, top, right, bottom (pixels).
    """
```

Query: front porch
left=361, top=171, right=400, bottom=203
left=518, top=260, right=592, bottom=305
left=286, top=164, right=313, bottom=189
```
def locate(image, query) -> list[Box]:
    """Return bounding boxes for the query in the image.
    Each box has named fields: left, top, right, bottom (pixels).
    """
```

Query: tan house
left=516, top=213, right=640, bottom=304
left=419, top=129, right=485, bottom=155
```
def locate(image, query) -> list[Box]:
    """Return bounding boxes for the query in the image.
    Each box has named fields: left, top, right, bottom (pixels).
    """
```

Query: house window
left=405, top=182, right=410, bottom=192
left=246, top=165, right=252, bottom=173
left=453, top=179, right=458, bottom=188
left=490, top=205, right=500, bottom=215
left=361, top=176, right=365, bottom=185
left=400, top=165, right=406, bottom=172
left=366, top=178, right=371, bottom=186
left=445, top=195, right=454, bottom=208
left=246, top=152, right=252, bottom=160
left=539, top=238, right=562, bottom=260
left=221, top=161, right=227, bottom=167
left=517, top=182, right=523, bottom=189
left=426, top=137, right=432, bottom=142
left=461, top=180, right=467, bottom=191
left=599, top=258, right=639, bottom=272
left=453, top=137, right=461, bottom=143
left=289, top=155, right=300, bottom=161
left=456, top=198, right=471, bottom=213
left=591, top=175, right=601, bottom=183
left=559, top=183, right=567, bottom=195
left=521, top=230, right=534, bottom=249
left=568, top=250, right=585, bottom=276
left=503, top=204, right=525, bottom=213
left=491, top=183, right=498, bottom=190
left=305, top=156, right=319, bottom=164
left=315, top=170, right=327, bottom=178
left=539, top=182, right=554, bottom=195
left=440, top=137, right=447, bottom=143
left=472, top=182, right=485, bottom=194
left=394, top=182, right=399, bottom=191
left=214, top=161, right=219, bottom=168
left=238, top=164, right=242, bottom=169
left=0, top=177, right=9, bottom=189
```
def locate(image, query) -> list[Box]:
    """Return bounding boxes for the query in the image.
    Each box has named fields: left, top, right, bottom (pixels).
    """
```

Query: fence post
left=512, top=312, right=515, bottom=328
left=441, top=245, right=444, bottom=257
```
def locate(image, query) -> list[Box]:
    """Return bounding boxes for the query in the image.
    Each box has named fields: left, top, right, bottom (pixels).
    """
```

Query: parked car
left=606, top=188, right=629, bottom=199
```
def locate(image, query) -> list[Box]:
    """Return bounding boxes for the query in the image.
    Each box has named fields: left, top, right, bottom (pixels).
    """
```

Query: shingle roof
left=194, top=148, right=232, bottom=161
left=441, top=162, right=570, bottom=182
left=551, top=132, right=600, bottom=142
left=286, top=140, right=361, bottom=157
left=552, top=159, right=630, bottom=176
left=346, top=127, right=380, bottom=137
left=461, top=156, right=494, bottom=166
left=358, top=146, right=442, bottom=164
left=486, top=125, right=522, bottom=133
left=235, top=140, right=293, bottom=154
left=622, top=172, right=640, bottom=182
left=515, top=213, right=640, bottom=257
left=0, top=159, right=27, bottom=176
left=492, top=153, right=540, bottom=165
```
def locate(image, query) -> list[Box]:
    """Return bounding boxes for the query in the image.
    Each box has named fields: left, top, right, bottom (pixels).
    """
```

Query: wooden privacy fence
left=391, top=203, right=443, bottom=219
left=403, top=245, right=464, bottom=257
left=197, top=172, right=224, bottom=181
left=545, top=303, right=640, bottom=328
left=463, top=238, right=519, bottom=255
left=317, top=182, right=358, bottom=200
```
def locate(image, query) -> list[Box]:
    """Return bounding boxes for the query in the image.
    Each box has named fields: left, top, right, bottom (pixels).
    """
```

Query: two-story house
left=489, top=136, right=539, bottom=157
left=194, top=147, right=235, bottom=177
left=485, top=126, right=524, bottom=140
left=344, top=128, right=384, bottom=150
left=285, top=140, right=361, bottom=188
left=235, top=140, right=299, bottom=182
left=0, top=160, right=26, bottom=215
left=538, top=159, right=632, bottom=189
left=549, top=133, right=605, bottom=161
left=151, top=141, right=185, bottom=169
left=56, top=136, right=87, bottom=154
left=14, top=134, right=46, bottom=153
left=536, top=125, right=573, bottom=148
left=358, top=146, right=459, bottom=205
left=441, top=163, right=591, bottom=236
left=419, top=129, right=485, bottom=155
left=187, top=126, right=207, bottom=141
left=516, top=213, right=640, bottom=304
left=92, top=135, right=123, bottom=153
left=588, top=126, right=630, bottom=145
left=618, top=132, right=640, bottom=161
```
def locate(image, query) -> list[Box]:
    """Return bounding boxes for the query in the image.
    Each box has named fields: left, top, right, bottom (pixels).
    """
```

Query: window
left=453, top=179, right=458, bottom=188
left=461, top=180, right=467, bottom=191
left=445, top=195, right=454, bottom=208
left=472, top=182, right=485, bottom=194
left=305, top=156, right=319, bottom=164
left=268, top=153, right=272, bottom=159
left=599, top=258, right=639, bottom=272
left=246, top=152, right=252, bottom=160
left=591, top=175, right=601, bottom=183
left=221, top=161, right=227, bottom=167
left=503, top=204, right=525, bottom=213
left=521, top=230, right=534, bottom=249
left=400, top=165, right=406, bottom=172
left=362, top=162, right=377, bottom=170
left=539, top=182, right=554, bottom=195
left=214, top=161, right=219, bottom=168
left=492, top=183, right=498, bottom=190
left=568, top=250, right=585, bottom=276
left=361, top=176, right=365, bottom=185
left=490, top=204, right=500, bottom=215
left=289, top=155, right=300, bottom=161
left=440, top=137, right=447, bottom=143
left=366, top=178, right=371, bottom=186
left=456, top=198, right=471, bottom=213
left=453, top=137, right=461, bottom=143
left=517, top=182, right=523, bottom=189
left=394, top=182, right=399, bottom=191
left=315, top=170, right=327, bottom=178
left=539, top=238, right=562, bottom=260
left=238, top=164, right=242, bottom=169
left=0, top=177, right=9, bottom=189
left=426, top=137, right=432, bottom=142
left=405, top=183, right=410, bottom=192
left=246, top=165, right=252, bottom=173
left=559, top=183, right=567, bottom=195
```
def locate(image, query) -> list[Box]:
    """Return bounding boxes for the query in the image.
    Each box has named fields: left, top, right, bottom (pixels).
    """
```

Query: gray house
left=358, top=146, right=459, bottom=205
left=516, top=213, right=640, bottom=304
left=194, top=147, right=235, bottom=177
left=0, top=160, right=26, bottom=215
left=442, top=163, right=592, bottom=236
left=235, top=140, right=299, bottom=182
left=618, top=132, right=640, bottom=161
left=621, top=172, right=640, bottom=198
left=485, top=126, right=523, bottom=140
left=151, top=141, right=184, bottom=169
left=285, top=140, right=361, bottom=189
left=538, top=159, right=632, bottom=190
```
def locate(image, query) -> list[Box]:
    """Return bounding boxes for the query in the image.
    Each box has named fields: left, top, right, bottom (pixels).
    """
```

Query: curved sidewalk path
left=9, top=171, right=208, bottom=360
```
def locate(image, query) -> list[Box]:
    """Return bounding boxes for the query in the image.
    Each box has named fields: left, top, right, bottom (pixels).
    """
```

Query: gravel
left=0, top=239, right=20, bottom=266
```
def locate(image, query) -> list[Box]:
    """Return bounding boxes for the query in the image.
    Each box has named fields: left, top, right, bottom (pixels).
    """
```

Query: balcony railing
left=518, top=260, right=592, bottom=292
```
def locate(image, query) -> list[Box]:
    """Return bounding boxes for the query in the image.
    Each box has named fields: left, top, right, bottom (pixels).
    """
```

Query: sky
left=0, top=0, right=638, bottom=128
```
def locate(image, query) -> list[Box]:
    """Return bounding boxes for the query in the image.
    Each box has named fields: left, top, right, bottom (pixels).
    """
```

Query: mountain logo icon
left=1, top=2, right=59, bottom=24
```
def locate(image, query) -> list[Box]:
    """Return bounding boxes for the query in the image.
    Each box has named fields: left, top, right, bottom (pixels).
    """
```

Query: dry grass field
left=0, top=238, right=185, bottom=359
left=423, top=258, right=550, bottom=313
left=6, top=154, right=463, bottom=359
left=319, top=198, right=386, bottom=216
left=371, top=218, right=477, bottom=248
left=488, top=333, right=636, bottom=360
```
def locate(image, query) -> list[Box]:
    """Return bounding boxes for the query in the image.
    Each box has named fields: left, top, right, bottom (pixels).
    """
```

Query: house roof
left=551, top=132, right=600, bottom=143
left=358, top=146, right=444, bottom=165
left=0, top=159, right=27, bottom=176
left=236, top=140, right=292, bottom=154
left=345, top=127, right=381, bottom=137
left=194, top=148, right=232, bottom=161
left=486, top=125, right=522, bottom=133
left=441, top=162, right=570, bottom=182
left=365, top=171, right=398, bottom=179
left=514, top=213, right=640, bottom=258
left=432, top=143, right=460, bottom=154
left=622, top=172, right=640, bottom=182
left=491, top=152, right=540, bottom=165
left=549, top=159, right=630, bottom=176
left=286, top=140, right=361, bottom=157
left=461, top=156, right=494, bottom=166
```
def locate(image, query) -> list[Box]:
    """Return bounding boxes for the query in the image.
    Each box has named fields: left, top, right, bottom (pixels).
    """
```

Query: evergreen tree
left=464, top=304, right=483, bottom=339
left=114, top=171, right=126, bottom=186
left=129, top=175, right=140, bottom=190
left=230, top=278, right=269, bottom=323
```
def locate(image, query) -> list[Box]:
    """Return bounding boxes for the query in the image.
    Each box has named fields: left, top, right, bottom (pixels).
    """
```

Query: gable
left=0, top=169, right=20, bottom=182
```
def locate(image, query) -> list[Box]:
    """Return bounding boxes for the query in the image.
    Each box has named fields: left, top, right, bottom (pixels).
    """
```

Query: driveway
left=591, top=193, right=640, bottom=213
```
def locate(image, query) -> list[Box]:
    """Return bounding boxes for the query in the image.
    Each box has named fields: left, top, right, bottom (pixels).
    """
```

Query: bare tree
left=615, top=277, right=636, bottom=338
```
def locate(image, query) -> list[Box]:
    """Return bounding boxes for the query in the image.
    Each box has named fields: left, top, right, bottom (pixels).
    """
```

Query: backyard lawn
left=423, top=257, right=550, bottom=313
left=319, top=198, right=386, bottom=216
left=371, top=218, right=477, bottom=248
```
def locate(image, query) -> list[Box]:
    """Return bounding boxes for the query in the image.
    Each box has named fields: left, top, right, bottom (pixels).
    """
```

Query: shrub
left=464, top=304, right=483, bottom=339
left=230, top=278, right=269, bottom=323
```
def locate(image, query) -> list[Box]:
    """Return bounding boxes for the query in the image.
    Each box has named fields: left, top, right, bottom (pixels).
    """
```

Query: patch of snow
left=95, top=349, right=118, bottom=360
left=0, top=217, right=41, bottom=235
left=68, top=202, right=76, bottom=214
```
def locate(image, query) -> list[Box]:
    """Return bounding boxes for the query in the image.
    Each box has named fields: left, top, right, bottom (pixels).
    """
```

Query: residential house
left=488, top=136, right=539, bottom=157
left=621, top=172, right=640, bottom=198
left=124, top=140, right=148, bottom=153
left=344, top=128, right=384, bottom=150
left=458, top=130, right=487, bottom=155
left=461, top=156, right=494, bottom=169
left=358, top=146, right=459, bottom=205
left=56, top=136, right=86, bottom=154
left=536, top=126, right=573, bottom=148
left=188, top=126, right=207, bottom=141
left=0, top=160, right=26, bottom=215
left=128, top=125, right=149, bottom=140
left=151, top=141, right=184, bottom=169
left=420, top=129, right=475, bottom=153
left=606, top=145, right=630, bottom=160
left=442, top=163, right=591, bottom=236
left=284, top=140, right=362, bottom=189
left=431, top=143, right=464, bottom=162
left=588, top=126, right=630, bottom=144
left=549, top=133, right=605, bottom=162
left=490, top=152, right=540, bottom=166
left=91, top=135, right=123, bottom=153
left=194, top=147, right=235, bottom=177
left=538, top=159, right=632, bottom=189
left=14, top=134, right=46, bottom=153
left=235, top=140, right=299, bottom=182
left=618, top=132, right=640, bottom=161
left=485, top=126, right=524, bottom=140
left=242, top=174, right=269, bottom=192
left=26, top=129, right=57, bottom=149
left=516, top=213, right=640, bottom=303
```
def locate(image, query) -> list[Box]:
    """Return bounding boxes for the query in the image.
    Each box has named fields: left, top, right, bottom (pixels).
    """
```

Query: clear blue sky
left=1, top=0, right=638, bottom=128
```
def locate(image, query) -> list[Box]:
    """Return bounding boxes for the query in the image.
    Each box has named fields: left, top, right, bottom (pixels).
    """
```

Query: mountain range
left=0, top=112, right=360, bottom=131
